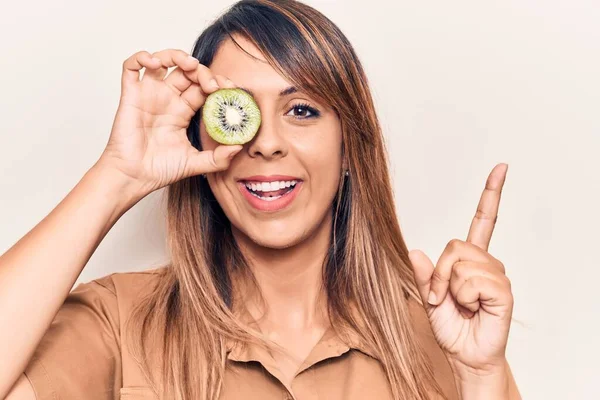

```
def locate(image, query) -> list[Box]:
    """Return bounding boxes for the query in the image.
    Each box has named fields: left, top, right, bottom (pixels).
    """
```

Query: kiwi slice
left=202, top=88, right=261, bottom=145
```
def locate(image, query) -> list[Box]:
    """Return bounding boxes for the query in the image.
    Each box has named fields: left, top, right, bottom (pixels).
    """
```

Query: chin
left=241, top=221, right=311, bottom=250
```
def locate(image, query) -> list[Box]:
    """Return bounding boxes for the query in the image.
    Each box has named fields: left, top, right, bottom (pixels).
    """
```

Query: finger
left=151, top=50, right=218, bottom=95
left=158, top=54, right=218, bottom=111
left=449, top=261, right=506, bottom=307
left=183, top=145, right=243, bottom=178
left=213, top=74, right=237, bottom=89
left=455, top=275, right=512, bottom=316
left=179, top=74, right=235, bottom=113
left=180, top=83, right=207, bottom=112
left=408, top=249, right=435, bottom=309
left=151, top=49, right=197, bottom=70
left=428, top=239, right=491, bottom=306
left=182, top=63, right=220, bottom=94
left=121, top=51, right=162, bottom=88
left=458, top=305, right=475, bottom=319
left=159, top=51, right=202, bottom=92
left=142, top=51, right=170, bottom=81
left=466, top=163, right=508, bottom=251
left=162, top=68, right=192, bottom=95
left=178, top=69, right=222, bottom=113
left=146, top=49, right=198, bottom=81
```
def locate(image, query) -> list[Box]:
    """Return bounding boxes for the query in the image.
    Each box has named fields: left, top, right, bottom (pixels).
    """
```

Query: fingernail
left=188, top=55, right=198, bottom=63
left=228, top=147, right=242, bottom=159
left=225, top=79, right=234, bottom=86
left=210, top=79, right=219, bottom=89
left=427, top=291, right=437, bottom=305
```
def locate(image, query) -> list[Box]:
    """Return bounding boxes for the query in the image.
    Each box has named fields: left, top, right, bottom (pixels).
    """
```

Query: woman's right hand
left=97, top=49, right=242, bottom=198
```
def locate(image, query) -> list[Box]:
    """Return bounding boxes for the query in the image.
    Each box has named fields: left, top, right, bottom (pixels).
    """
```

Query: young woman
left=1, top=1, right=521, bottom=399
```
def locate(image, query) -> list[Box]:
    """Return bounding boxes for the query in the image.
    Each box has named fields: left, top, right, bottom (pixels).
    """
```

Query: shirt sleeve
left=23, top=274, right=122, bottom=400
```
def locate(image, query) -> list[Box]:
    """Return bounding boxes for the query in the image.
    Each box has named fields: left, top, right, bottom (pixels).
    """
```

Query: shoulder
left=23, top=268, right=167, bottom=398
left=93, top=266, right=165, bottom=292
left=78, top=266, right=167, bottom=316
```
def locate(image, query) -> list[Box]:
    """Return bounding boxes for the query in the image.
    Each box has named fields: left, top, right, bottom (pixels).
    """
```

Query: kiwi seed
left=202, top=88, right=261, bottom=145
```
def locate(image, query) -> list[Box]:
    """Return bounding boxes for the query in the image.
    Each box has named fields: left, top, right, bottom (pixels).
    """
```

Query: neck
left=232, top=211, right=332, bottom=331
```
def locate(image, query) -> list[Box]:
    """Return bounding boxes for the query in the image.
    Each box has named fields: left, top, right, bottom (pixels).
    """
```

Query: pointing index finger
left=466, top=163, right=508, bottom=251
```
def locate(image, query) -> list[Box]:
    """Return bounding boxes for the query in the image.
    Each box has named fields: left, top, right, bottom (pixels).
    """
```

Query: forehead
left=209, top=34, right=291, bottom=97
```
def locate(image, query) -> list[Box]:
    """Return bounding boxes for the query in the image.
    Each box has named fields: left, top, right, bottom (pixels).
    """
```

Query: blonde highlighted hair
left=126, top=1, right=444, bottom=398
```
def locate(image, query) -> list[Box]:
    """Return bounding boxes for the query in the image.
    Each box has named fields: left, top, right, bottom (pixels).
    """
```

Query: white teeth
left=244, top=180, right=298, bottom=192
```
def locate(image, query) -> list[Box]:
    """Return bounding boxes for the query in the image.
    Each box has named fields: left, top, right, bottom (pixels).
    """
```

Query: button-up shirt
left=24, top=269, right=459, bottom=399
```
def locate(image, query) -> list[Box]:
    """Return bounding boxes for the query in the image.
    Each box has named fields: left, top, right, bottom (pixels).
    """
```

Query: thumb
left=185, top=145, right=243, bottom=177
left=408, top=249, right=436, bottom=308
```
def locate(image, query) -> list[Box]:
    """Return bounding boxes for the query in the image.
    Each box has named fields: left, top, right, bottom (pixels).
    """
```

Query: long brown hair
left=127, top=1, right=443, bottom=398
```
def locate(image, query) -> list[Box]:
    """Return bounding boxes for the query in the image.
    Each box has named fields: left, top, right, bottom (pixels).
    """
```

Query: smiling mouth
left=242, top=180, right=298, bottom=201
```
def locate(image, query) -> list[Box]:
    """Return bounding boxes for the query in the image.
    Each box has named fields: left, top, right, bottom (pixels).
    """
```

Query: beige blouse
left=23, top=268, right=459, bottom=399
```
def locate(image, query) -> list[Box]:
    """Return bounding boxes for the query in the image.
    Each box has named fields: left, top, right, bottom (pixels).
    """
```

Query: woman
left=1, top=0, right=521, bottom=399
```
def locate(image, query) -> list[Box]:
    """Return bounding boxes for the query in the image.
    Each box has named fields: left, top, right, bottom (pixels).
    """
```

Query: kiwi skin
left=202, top=88, right=262, bottom=145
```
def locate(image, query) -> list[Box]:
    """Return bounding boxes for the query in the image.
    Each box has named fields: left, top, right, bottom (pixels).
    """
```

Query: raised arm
left=1, top=49, right=244, bottom=398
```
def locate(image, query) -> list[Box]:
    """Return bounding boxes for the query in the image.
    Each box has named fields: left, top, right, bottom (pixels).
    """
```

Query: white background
left=1, top=1, right=598, bottom=398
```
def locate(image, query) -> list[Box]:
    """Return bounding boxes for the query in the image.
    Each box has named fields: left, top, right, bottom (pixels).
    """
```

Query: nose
left=247, top=117, right=288, bottom=160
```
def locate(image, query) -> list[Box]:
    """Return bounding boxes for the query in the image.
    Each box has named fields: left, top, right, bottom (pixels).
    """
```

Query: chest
left=119, top=351, right=394, bottom=400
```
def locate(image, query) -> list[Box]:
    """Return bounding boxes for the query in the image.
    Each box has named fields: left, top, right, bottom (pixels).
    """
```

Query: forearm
left=506, top=361, right=521, bottom=400
left=452, top=359, right=521, bottom=400
left=0, top=161, right=141, bottom=396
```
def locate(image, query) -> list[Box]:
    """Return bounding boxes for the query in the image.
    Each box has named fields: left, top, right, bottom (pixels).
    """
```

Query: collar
left=224, top=306, right=378, bottom=382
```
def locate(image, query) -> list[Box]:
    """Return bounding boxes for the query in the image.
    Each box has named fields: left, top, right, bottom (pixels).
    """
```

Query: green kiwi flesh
left=202, top=88, right=261, bottom=145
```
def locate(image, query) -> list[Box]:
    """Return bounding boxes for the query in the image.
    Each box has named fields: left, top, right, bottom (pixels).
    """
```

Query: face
left=199, top=34, right=344, bottom=250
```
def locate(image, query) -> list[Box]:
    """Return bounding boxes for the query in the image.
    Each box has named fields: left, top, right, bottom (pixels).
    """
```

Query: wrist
left=87, top=159, right=146, bottom=214
left=449, top=359, right=510, bottom=400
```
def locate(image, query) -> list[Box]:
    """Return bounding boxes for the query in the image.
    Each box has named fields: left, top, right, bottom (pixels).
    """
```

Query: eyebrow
left=237, top=85, right=298, bottom=98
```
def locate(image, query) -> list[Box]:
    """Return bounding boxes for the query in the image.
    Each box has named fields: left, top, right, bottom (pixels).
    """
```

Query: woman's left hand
left=408, top=163, right=513, bottom=392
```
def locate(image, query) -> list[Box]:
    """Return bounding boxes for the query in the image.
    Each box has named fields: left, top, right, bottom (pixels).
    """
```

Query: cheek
left=312, top=161, right=342, bottom=204
left=301, top=122, right=343, bottom=176
left=298, top=127, right=343, bottom=205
